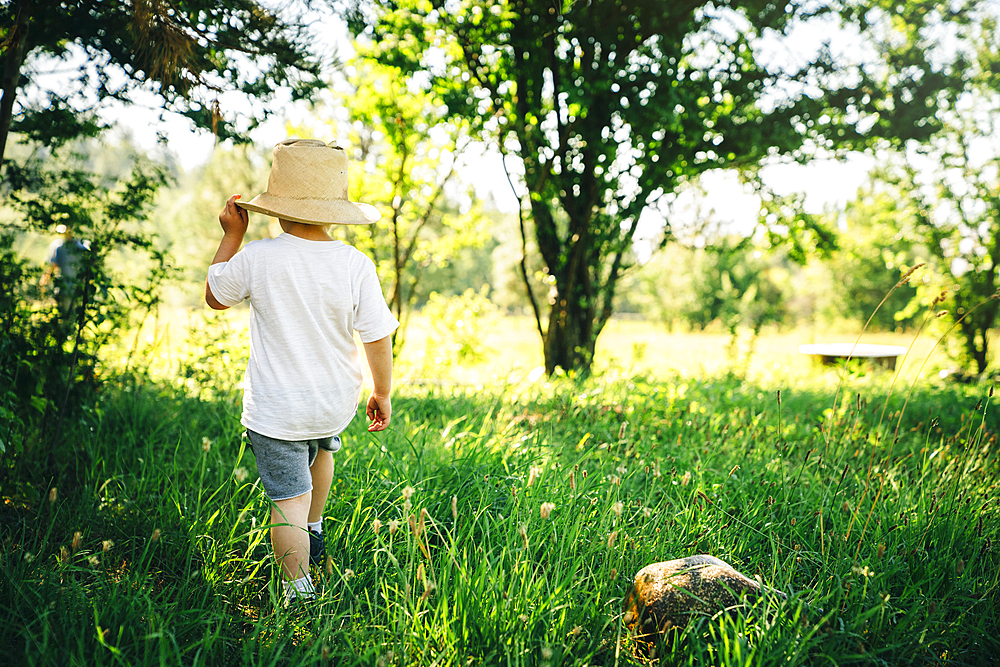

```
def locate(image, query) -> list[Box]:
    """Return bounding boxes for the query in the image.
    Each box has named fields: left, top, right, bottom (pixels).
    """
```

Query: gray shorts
left=244, top=430, right=342, bottom=501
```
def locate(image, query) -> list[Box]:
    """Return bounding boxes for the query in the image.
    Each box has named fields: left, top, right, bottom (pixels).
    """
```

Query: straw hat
left=236, top=139, right=380, bottom=225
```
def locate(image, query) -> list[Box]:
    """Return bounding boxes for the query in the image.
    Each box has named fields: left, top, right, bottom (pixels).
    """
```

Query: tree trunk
left=543, top=293, right=597, bottom=375
left=0, top=1, right=33, bottom=171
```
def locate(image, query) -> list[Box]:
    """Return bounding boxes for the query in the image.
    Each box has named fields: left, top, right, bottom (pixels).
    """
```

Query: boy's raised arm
left=205, top=194, right=249, bottom=310
left=362, top=335, right=393, bottom=431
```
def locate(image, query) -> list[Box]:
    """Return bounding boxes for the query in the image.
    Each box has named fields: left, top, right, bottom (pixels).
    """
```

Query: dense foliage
left=0, top=145, right=170, bottom=482
left=346, top=0, right=978, bottom=375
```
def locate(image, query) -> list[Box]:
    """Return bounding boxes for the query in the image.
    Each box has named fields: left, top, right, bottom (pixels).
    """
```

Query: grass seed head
left=102, top=540, right=114, bottom=552
left=373, top=518, right=382, bottom=535
left=528, top=466, right=541, bottom=487
left=150, top=528, right=161, bottom=542
left=72, top=531, right=82, bottom=552
left=452, top=496, right=458, bottom=521
left=896, top=263, right=923, bottom=287
left=519, top=524, right=529, bottom=549
left=202, top=437, right=212, bottom=453
left=388, top=519, right=399, bottom=536
left=569, top=471, right=576, bottom=491
left=48, top=488, right=57, bottom=503
left=325, top=555, right=334, bottom=576
left=612, top=501, right=623, bottom=517
left=608, top=530, right=618, bottom=549
left=540, top=502, right=555, bottom=519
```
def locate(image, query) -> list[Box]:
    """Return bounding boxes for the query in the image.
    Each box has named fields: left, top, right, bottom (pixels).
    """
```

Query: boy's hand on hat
left=219, top=194, right=249, bottom=237
left=366, top=392, right=391, bottom=432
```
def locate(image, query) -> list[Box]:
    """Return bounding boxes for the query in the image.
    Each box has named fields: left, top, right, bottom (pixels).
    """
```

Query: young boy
left=204, top=139, right=398, bottom=606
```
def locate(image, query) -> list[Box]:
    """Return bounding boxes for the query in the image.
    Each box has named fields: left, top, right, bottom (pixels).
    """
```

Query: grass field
left=140, top=306, right=955, bottom=386
left=2, top=313, right=997, bottom=665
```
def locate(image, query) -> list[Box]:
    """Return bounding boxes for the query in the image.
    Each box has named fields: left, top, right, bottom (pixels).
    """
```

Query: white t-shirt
left=207, top=234, right=398, bottom=440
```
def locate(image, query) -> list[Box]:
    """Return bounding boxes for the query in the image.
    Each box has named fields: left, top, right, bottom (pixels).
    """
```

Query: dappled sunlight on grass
left=5, top=309, right=993, bottom=665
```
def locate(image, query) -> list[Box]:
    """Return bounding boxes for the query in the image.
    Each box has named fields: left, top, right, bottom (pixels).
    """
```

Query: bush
left=0, top=144, right=171, bottom=484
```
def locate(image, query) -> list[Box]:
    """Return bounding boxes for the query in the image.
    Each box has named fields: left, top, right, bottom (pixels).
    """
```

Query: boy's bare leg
left=308, top=449, right=334, bottom=524
left=271, top=491, right=311, bottom=581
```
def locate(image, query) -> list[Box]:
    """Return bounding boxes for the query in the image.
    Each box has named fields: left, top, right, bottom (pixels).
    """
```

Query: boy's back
left=208, top=233, right=397, bottom=440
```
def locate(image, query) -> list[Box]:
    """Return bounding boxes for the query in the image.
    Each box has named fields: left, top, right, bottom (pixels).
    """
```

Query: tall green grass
left=2, top=367, right=998, bottom=665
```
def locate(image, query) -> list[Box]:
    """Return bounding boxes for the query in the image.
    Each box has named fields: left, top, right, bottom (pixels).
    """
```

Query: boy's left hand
left=366, top=392, right=391, bottom=431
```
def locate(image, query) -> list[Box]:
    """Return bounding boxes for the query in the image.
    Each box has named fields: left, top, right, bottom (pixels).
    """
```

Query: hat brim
left=236, top=193, right=380, bottom=225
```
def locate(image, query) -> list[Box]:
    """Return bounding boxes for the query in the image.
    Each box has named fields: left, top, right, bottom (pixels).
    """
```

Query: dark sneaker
left=308, top=529, right=325, bottom=566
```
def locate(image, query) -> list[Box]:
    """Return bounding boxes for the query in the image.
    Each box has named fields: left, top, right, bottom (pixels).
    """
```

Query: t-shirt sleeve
left=207, top=251, right=252, bottom=307
left=353, top=255, right=399, bottom=343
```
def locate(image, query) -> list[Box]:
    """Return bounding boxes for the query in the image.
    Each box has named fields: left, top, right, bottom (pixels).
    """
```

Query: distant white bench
left=798, top=343, right=908, bottom=371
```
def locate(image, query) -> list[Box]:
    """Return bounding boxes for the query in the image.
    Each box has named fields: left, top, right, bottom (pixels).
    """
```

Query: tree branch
left=501, top=143, right=544, bottom=341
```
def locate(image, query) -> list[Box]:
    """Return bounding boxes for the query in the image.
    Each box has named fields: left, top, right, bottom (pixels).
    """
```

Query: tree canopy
left=891, top=13, right=1000, bottom=373
left=0, top=0, right=323, bottom=167
left=347, top=0, right=978, bottom=375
